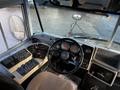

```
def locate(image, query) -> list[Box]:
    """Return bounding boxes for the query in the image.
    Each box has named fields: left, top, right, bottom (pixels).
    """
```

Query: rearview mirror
left=9, top=15, right=26, bottom=41
left=50, top=0, right=120, bottom=14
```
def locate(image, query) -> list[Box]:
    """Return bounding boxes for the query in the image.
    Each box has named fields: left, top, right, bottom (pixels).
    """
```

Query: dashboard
left=31, top=33, right=120, bottom=86
left=0, top=44, right=49, bottom=84
left=0, top=33, right=120, bottom=87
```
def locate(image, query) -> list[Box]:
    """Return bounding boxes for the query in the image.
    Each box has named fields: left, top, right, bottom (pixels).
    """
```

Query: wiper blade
left=73, top=35, right=120, bottom=45
left=73, top=35, right=108, bottom=42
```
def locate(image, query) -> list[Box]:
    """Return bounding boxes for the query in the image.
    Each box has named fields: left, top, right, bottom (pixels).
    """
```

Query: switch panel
left=17, top=59, right=39, bottom=76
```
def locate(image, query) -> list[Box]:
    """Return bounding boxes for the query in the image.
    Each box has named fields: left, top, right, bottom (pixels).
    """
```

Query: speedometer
left=70, top=45, right=79, bottom=53
left=61, top=42, right=70, bottom=50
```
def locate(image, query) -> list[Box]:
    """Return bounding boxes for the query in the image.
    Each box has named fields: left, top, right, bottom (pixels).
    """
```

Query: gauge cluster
left=70, top=45, right=80, bottom=53
left=61, top=42, right=70, bottom=51
left=27, top=43, right=49, bottom=59
left=61, top=41, right=80, bottom=53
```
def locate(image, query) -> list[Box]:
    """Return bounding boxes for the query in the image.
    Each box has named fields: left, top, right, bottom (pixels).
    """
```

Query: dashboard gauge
left=61, top=42, right=70, bottom=50
left=70, top=45, right=79, bottom=53
left=56, top=44, right=60, bottom=49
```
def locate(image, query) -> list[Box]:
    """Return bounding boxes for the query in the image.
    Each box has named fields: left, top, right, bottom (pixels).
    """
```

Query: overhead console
left=88, top=48, right=120, bottom=86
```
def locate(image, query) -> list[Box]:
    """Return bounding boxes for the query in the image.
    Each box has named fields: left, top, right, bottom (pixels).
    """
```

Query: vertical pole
left=22, top=0, right=32, bottom=38
left=0, top=22, right=9, bottom=49
left=33, top=0, right=44, bottom=32
left=107, top=16, right=120, bottom=48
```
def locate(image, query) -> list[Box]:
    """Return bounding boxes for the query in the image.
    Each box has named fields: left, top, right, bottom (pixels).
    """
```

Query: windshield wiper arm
left=73, top=35, right=120, bottom=45
left=73, top=35, right=108, bottom=42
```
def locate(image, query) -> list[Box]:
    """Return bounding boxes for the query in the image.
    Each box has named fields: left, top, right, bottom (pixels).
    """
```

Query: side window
left=28, top=0, right=42, bottom=34
left=0, top=5, right=26, bottom=54
left=0, top=28, right=7, bottom=54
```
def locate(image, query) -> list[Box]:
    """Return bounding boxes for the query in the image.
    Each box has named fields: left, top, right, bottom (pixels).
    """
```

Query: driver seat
left=27, top=71, right=77, bottom=90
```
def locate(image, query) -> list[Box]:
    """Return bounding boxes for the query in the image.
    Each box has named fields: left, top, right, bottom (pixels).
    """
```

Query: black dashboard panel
left=27, top=43, right=49, bottom=59
left=17, top=59, right=39, bottom=76
left=1, top=56, right=15, bottom=69
left=81, top=45, right=94, bottom=69
left=94, top=48, right=120, bottom=70
left=13, top=49, right=31, bottom=62
left=1, top=49, right=31, bottom=69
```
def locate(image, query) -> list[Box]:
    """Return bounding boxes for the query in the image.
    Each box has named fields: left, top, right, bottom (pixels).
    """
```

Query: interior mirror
left=50, top=0, right=120, bottom=14
left=9, top=15, right=26, bottom=41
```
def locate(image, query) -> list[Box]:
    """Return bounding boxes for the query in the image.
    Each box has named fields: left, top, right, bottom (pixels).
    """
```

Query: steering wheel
left=48, top=38, right=84, bottom=74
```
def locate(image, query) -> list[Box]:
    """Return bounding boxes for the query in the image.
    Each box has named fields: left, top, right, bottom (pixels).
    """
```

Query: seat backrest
left=27, top=71, right=77, bottom=90
left=0, top=74, right=24, bottom=90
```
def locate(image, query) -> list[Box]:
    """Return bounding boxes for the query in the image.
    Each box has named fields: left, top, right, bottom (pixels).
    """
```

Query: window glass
left=0, top=5, right=27, bottom=53
left=0, top=30, right=7, bottom=54
left=28, top=0, right=42, bottom=34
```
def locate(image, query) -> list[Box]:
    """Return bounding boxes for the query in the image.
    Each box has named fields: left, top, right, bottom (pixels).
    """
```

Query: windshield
left=29, top=0, right=120, bottom=51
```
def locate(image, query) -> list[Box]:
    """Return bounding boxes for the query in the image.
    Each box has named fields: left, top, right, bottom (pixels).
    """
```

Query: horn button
left=61, top=51, right=70, bottom=60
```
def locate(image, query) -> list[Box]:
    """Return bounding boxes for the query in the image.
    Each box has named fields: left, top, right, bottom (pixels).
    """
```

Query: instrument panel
left=61, top=41, right=80, bottom=53
left=81, top=45, right=94, bottom=69
left=0, top=33, right=120, bottom=86
left=32, top=33, right=120, bottom=86
left=1, top=49, right=32, bottom=69
left=27, top=43, right=49, bottom=59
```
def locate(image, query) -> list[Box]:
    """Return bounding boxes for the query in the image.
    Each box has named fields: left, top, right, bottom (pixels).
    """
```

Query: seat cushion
left=27, top=71, right=77, bottom=90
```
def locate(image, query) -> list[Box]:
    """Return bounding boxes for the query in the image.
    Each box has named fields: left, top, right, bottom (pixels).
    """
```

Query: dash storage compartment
left=89, top=62, right=117, bottom=86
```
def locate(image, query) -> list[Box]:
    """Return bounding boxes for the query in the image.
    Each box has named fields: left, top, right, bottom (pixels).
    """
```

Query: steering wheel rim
left=48, top=38, right=84, bottom=74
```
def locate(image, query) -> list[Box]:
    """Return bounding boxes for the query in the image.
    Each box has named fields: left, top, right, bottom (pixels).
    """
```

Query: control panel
left=27, top=43, right=49, bottom=59
left=81, top=45, right=94, bottom=70
left=1, top=56, right=16, bottom=69
left=1, top=49, right=32, bottom=72
left=17, top=59, right=39, bottom=76
left=0, top=48, right=48, bottom=84
left=89, top=62, right=117, bottom=86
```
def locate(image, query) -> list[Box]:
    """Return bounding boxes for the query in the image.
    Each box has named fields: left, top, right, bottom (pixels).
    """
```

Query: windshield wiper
left=73, top=35, right=108, bottom=42
left=72, top=35, right=120, bottom=45
left=69, top=32, right=108, bottom=42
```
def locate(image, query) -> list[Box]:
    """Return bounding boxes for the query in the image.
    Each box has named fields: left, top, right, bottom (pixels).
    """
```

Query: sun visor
left=0, top=0, right=23, bottom=8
